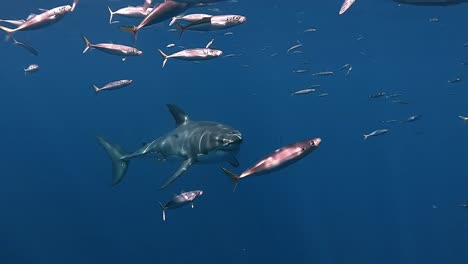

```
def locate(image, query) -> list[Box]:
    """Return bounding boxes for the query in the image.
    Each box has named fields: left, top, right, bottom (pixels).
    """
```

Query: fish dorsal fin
left=167, top=104, right=189, bottom=126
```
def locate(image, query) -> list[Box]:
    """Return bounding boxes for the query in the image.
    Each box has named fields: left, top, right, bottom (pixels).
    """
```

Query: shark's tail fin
left=82, top=35, right=93, bottom=53
left=174, top=22, right=185, bottom=39
left=158, top=202, right=166, bottom=221
left=221, top=168, right=240, bottom=192
left=158, top=49, right=169, bottom=68
left=97, top=136, right=130, bottom=186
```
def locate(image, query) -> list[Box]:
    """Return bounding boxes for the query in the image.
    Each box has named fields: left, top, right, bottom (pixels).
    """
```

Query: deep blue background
left=1, top=0, right=468, bottom=263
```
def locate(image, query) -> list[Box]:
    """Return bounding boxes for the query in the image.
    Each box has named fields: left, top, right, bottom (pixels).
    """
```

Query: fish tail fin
left=158, top=202, right=166, bottom=221
left=363, top=134, right=368, bottom=140
left=174, top=22, right=185, bottom=39
left=120, top=26, right=138, bottom=43
left=92, top=85, right=100, bottom=94
left=71, top=0, right=78, bottom=12
left=82, top=35, right=92, bottom=53
left=169, top=16, right=179, bottom=27
left=107, top=6, right=114, bottom=24
left=96, top=136, right=130, bottom=186
left=158, top=49, right=168, bottom=68
left=221, top=167, right=240, bottom=192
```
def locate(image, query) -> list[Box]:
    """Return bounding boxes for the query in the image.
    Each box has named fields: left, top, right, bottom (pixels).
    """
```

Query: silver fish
left=82, top=35, right=143, bottom=61
left=174, top=15, right=247, bottom=38
left=157, top=39, right=222, bottom=68
left=382, top=120, right=399, bottom=124
left=448, top=77, right=462, bottom=83
left=0, top=0, right=78, bottom=38
left=304, top=28, right=317, bottom=32
left=287, top=41, right=302, bottom=53
left=169, top=13, right=212, bottom=26
left=339, top=0, right=356, bottom=15
left=221, top=138, right=321, bottom=191
left=369, top=92, right=386, bottom=98
left=363, top=129, right=388, bottom=140
left=158, top=190, right=204, bottom=221
left=458, top=115, right=468, bottom=121
left=108, top=5, right=154, bottom=24
left=291, top=88, right=316, bottom=96
left=402, top=115, right=421, bottom=123
left=24, top=64, right=39, bottom=74
left=292, top=69, right=309, bottom=73
left=312, top=71, right=334, bottom=76
left=317, top=93, right=329, bottom=97
left=93, top=80, right=133, bottom=94
left=12, top=38, right=39, bottom=56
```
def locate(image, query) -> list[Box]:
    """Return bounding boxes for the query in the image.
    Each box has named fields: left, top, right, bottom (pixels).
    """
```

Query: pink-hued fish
left=120, top=0, right=190, bottom=41
left=93, top=80, right=133, bottom=94
left=339, top=0, right=356, bottom=15
left=157, top=39, right=222, bottom=68
left=222, top=137, right=321, bottom=191
left=107, top=5, right=155, bottom=24
left=169, top=13, right=212, bottom=26
left=82, top=35, right=143, bottom=61
left=174, top=15, right=247, bottom=38
left=0, top=0, right=78, bottom=38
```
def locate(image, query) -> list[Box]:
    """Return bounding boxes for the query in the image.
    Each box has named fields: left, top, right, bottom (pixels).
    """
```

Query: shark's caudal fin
left=174, top=22, right=185, bottom=39
left=97, top=136, right=130, bottom=186
left=221, top=168, right=240, bottom=192
left=159, top=159, right=193, bottom=190
left=158, top=49, right=169, bottom=68
left=82, top=35, right=93, bottom=53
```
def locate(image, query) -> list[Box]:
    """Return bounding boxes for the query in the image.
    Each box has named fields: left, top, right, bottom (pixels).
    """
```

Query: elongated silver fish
left=291, top=88, right=316, bottom=96
left=459, top=115, right=468, bottom=121
left=363, top=129, right=388, bottom=140
left=169, top=13, right=212, bottom=26
left=82, top=35, right=143, bottom=61
left=157, top=39, right=222, bottom=67
left=93, top=80, right=133, bottom=94
left=108, top=5, right=154, bottom=24
left=0, top=0, right=78, bottom=38
left=174, top=15, right=247, bottom=38
left=339, top=0, right=356, bottom=15
left=312, top=71, right=334, bottom=76
left=222, top=138, right=321, bottom=191
left=158, top=190, right=204, bottom=221
left=287, top=41, right=302, bottom=53
left=12, top=38, right=38, bottom=56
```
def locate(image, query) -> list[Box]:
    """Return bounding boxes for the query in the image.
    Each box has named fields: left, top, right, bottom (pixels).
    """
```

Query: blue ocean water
left=1, top=0, right=468, bottom=263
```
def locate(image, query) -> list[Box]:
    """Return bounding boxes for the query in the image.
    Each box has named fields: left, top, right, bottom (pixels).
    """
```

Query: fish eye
left=301, top=147, right=306, bottom=151
left=235, top=16, right=240, bottom=21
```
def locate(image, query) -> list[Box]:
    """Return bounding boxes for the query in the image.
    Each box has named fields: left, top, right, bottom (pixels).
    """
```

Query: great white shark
left=97, top=104, right=243, bottom=189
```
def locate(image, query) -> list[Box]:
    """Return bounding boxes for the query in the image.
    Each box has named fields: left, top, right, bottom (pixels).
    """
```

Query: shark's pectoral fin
left=228, top=157, right=240, bottom=167
left=159, top=159, right=193, bottom=190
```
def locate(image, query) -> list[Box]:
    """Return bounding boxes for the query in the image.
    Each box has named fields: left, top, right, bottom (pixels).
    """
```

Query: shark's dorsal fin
left=167, top=104, right=189, bottom=126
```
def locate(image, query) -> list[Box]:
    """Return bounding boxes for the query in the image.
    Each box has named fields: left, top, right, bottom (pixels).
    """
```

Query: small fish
left=157, top=39, right=222, bottom=68
left=82, top=35, right=143, bottom=61
left=382, top=120, right=399, bottom=124
left=402, top=115, right=421, bottom=123
left=224, top=32, right=234, bottom=35
left=292, top=69, right=309, bottom=73
left=345, top=66, right=353, bottom=77
left=291, top=50, right=303, bottom=54
left=368, top=92, right=386, bottom=98
left=312, top=71, right=334, bottom=76
left=287, top=41, right=302, bottom=53
left=458, top=115, right=468, bottom=121
left=317, top=93, right=329, bottom=97
left=304, top=28, right=317, bottom=32
left=24, top=64, right=39, bottom=74
left=174, top=15, right=247, bottom=39
left=291, top=88, right=316, bottom=96
left=93, top=79, right=133, bottom=94
left=221, top=138, right=321, bottom=191
left=429, top=17, right=439, bottom=22
left=448, top=77, right=462, bottom=83
left=166, top=43, right=176, bottom=48
left=270, top=53, right=278, bottom=57
left=363, top=129, right=388, bottom=140
left=223, top=53, right=242, bottom=58
left=339, top=0, right=356, bottom=15
left=12, top=38, right=39, bottom=56
left=356, top=35, right=365, bottom=41
left=387, top=93, right=402, bottom=98
left=458, top=204, right=468, bottom=208
left=392, top=99, right=409, bottom=105
left=158, top=190, right=204, bottom=221
left=107, top=5, right=154, bottom=24
left=340, top=63, right=351, bottom=70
